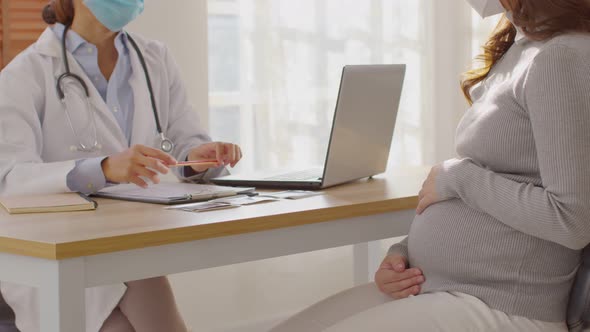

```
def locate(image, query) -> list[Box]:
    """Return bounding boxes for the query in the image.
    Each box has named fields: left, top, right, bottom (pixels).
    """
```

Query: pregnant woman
left=271, top=0, right=590, bottom=331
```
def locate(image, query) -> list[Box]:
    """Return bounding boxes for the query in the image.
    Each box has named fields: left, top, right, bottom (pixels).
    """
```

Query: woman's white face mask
left=466, top=0, right=505, bottom=18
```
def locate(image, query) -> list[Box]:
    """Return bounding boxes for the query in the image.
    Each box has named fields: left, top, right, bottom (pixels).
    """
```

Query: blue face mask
left=83, top=0, right=144, bottom=32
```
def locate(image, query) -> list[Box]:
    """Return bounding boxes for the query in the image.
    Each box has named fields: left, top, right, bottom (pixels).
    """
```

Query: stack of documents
left=260, top=190, right=323, bottom=200
left=168, top=195, right=279, bottom=213
left=167, top=190, right=324, bottom=213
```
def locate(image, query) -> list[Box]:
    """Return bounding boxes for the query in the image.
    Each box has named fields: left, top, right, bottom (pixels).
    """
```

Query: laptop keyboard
left=264, top=169, right=323, bottom=181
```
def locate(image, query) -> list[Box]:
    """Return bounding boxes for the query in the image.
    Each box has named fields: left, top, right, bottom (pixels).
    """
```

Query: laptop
left=211, top=64, right=406, bottom=190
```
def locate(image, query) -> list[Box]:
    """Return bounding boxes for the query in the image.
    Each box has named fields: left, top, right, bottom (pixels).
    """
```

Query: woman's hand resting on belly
left=416, top=159, right=461, bottom=215
left=375, top=254, right=425, bottom=299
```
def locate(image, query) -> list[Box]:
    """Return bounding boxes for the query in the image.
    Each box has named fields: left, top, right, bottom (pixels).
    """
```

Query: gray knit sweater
left=388, top=33, right=590, bottom=322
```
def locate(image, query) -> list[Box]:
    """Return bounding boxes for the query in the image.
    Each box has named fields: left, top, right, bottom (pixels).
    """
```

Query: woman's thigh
left=271, top=283, right=392, bottom=332
left=323, top=291, right=567, bottom=332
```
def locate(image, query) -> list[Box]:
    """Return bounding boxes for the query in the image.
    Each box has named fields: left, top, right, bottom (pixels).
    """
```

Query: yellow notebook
left=0, top=193, right=97, bottom=214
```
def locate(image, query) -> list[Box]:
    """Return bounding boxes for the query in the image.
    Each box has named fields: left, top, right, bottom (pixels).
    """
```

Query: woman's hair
left=42, top=0, right=75, bottom=26
left=461, top=0, right=590, bottom=104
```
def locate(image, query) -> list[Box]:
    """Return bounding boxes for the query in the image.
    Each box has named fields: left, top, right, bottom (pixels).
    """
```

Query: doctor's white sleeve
left=0, top=56, right=79, bottom=196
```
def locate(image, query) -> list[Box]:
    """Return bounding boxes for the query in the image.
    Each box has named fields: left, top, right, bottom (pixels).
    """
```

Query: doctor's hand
left=375, top=254, right=424, bottom=299
left=101, top=145, right=177, bottom=188
left=188, top=142, right=243, bottom=173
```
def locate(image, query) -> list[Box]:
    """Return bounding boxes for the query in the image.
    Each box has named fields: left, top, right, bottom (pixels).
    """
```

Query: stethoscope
left=56, top=25, right=175, bottom=153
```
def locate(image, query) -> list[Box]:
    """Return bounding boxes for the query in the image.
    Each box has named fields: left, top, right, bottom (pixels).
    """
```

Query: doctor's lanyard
left=56, top=25, right=175, bottom=153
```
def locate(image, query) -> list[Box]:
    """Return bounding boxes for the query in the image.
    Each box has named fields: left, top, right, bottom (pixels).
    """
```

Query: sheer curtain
left=208, top=0, right=474, bottom=173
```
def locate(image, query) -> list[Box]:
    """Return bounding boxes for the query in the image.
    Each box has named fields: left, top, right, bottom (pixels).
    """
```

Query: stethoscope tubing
left=56, top=25, right=174, bottom=153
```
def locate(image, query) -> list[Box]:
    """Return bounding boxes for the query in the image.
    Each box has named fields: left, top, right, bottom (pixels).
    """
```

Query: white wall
left=128, top=0, right=210, bottom=129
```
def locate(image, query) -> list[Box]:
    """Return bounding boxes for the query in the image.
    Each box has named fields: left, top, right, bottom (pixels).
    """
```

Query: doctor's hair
left=42, top=0, right=74, bottom=26
left=461, top=0, right=590, bottom=105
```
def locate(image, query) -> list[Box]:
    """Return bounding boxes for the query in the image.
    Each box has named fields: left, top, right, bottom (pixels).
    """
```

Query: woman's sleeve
left=436, top=45, right=590, bottom=250
left=161, top=45, right=227, bottom=182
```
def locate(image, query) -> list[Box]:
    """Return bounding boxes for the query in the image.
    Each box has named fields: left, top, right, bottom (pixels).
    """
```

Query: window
left=208, top=0, right=432, bottom=173
left=0, top=0, right=47, bottom=69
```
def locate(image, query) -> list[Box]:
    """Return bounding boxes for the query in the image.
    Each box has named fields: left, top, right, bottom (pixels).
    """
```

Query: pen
left=168, top=160, right=219, bottom=168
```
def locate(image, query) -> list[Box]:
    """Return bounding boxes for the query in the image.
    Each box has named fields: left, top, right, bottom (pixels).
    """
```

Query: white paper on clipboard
left=93, top=182, right=255, bottom=205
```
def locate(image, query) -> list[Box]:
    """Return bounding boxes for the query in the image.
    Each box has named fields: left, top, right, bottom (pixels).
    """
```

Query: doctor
left=0, top=0, right=242, bottom=331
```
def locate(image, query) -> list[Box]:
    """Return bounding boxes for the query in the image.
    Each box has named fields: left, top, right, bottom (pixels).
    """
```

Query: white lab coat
left=0, top=28, right=218, bottom=332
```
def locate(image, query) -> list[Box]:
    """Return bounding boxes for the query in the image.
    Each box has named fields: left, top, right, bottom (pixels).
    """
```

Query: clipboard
left=93, top=182, right=255, bottom=205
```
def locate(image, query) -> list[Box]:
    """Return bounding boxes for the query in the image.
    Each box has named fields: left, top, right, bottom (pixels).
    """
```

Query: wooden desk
left=0, top=168, right=426, bottom=332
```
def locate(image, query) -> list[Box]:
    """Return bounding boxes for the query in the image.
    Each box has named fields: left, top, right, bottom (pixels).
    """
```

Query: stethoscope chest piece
left=160, top=134, right=174, bottom=153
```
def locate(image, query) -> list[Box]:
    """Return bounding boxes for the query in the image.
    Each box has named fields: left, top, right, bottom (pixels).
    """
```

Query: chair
left=0, top=291, right=17, bottom=332
left=568, top=245, right=590, bottom=332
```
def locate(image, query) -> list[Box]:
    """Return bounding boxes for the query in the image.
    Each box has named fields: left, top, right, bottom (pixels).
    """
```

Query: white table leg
left=352, top=241, right=381, bottom=285
left=39, top=258, right=86, bottom=332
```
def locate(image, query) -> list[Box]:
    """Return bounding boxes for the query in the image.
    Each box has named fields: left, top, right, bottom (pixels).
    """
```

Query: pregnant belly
left=407, top=199, right=527, bottom=284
